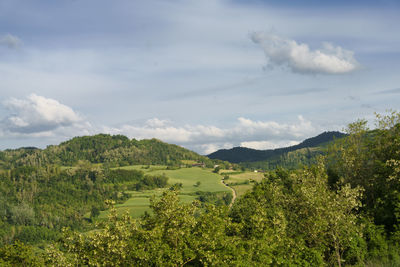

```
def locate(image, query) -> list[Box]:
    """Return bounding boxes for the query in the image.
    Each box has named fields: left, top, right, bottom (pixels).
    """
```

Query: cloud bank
left=0, top=94, right=319, bottom=154
left=0, top=34, right=22, bottom=49
left=240, top=140, right=300, bottom=150
left=251, top=32, right=359, bottom=75
left=2, top=94, right=83, bottom=134
left=105, top=115, right=317, bottom=154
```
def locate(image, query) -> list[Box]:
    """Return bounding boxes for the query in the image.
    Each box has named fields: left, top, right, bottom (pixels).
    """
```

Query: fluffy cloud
left=104, top=120, right=225, bottom=144
left=0, top=34, right=22, bottom=49
left=235, top=115, right=313, bottom=139
left=251, top=32, right=359, bottom=75
left=2, top=94, right=83, bottom=134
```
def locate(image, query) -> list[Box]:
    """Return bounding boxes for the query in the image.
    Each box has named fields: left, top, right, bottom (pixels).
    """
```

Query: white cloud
left=104, top=116, right=318, bottom=154
left=200, top=143, right=234, bottom=155
left=0, top=94, right=320, bottom=154
left=240, top=140, right=299, bottom=150
left=146, top=118, right=169, bottom=128
left=104, top=122, right=225, bottom=145
left=118, top=125, right=193, bottom=143
left=2, top=94, right=83, bottom=134
left=0, top=34, right=22, bottom=49
left=251, top=32, right=360, bottom=74
left=235, top=115, right=315, bottom=140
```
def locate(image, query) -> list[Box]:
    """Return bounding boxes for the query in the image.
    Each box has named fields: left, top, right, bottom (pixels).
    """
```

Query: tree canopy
left=1, top=113, right=400, bottom=266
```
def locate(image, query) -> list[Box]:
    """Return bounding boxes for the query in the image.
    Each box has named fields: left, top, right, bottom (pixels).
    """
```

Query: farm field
left=99, top=166, right=230, bottom=218
left=231, top=184, right=253, bottom=198
left=150, top=167, right=230, bottom=193
left=117, top=165, right=168, bottom=172
left=223, top=171, right=265, bottom=198
left=225, top=171, right=265, bottom=183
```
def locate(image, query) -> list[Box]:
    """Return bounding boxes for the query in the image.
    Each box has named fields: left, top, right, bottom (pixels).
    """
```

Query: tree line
left=1, top=112, right=400, bottom=266
left=0, top=162, right=169, bottom=247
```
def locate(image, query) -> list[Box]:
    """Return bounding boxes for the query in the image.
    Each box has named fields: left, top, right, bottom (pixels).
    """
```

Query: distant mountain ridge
left=207, top=131, right=347, bottom=163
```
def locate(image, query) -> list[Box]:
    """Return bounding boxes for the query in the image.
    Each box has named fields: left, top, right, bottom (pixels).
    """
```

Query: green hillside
left=1, top=134, right=215, bottom=168
left=1, top=115, right=400, bottom=266
left=0, top=134, right=230, bottom=247
left=241, top=146, right=325, bottom=170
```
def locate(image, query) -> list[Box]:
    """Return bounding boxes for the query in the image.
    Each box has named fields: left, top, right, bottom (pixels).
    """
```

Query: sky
left=0, top=0, right=400, bottom=154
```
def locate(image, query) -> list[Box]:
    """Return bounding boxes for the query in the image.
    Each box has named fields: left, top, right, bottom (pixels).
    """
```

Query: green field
left=100, top=166, right=230, bottom=218
left=117, top=165, right=168, bottom=172
left=224, top=171, right=265, bottom=197
left=231, top=184, right=254, bottom=198
left=224, top=171, right=264, bottom=184
left=150, top=167, right=229, bottom=193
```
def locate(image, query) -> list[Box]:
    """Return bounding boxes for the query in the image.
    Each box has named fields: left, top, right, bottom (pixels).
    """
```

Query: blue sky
left=0, top=0, right=399, bottom=154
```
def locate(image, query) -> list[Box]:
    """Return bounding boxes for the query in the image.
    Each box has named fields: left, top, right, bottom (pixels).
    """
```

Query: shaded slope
left=207, top=131, right=346, bottom=163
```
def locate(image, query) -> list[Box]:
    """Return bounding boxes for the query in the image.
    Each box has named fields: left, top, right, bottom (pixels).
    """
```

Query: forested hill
left=0, top=134, right=213, bottom=168
left=207, top=131, right=346, bottom=163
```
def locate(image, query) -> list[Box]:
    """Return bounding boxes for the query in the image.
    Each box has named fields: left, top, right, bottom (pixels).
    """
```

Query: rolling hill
left=0, top=134, right=215, bottom=168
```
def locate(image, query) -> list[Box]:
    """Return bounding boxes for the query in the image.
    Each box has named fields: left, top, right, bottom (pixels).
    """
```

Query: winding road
left=221, top=179, right=236, bottom=208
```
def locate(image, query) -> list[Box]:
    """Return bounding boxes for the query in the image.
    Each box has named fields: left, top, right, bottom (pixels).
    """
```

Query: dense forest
left=0, top=135, right=225, bottom=247
left=0, top=134, right=215, bottom=168
left=0, top=162, right=170, bottom=247
left=1, top=113, right=400, bottom=266
left=240, top=146, right=324, bottom=170
left=0, top=134, right=233, bottom=251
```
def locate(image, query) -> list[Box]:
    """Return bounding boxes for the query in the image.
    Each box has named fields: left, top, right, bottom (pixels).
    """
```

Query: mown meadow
left=97, top=166, right=230, bottom=218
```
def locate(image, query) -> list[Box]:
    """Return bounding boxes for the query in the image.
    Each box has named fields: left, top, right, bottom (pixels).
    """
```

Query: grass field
left=225, top=171, right=264, bottom=184
left=117, top=165, right=168, bottom=172
left=223, top=171, right=265, bottom=198
left=99, top=166, right=230, bottom=218
left=150, top=167, right=229, bottom=194
left=180, top=160, right=198, bottom=165
left=230, top=184, right=254, bottom=198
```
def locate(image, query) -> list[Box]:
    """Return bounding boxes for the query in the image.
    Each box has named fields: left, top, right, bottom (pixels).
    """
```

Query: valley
left=1, top=116, right=400, bottom=266
left=97, top=165, right=232, bottom=219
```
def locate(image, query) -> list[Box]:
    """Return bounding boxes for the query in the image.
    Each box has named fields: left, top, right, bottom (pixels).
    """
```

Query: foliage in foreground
left=44, top=160, right=397, bottom=266
left=326, top=111, right=400, bottom=235
left=230, top=163, right=365, bottom=266
left=49, top=193, right=237, bottom=266
left=45, top=164, right=394, bottom=266
left=48, top=112, right=400, bottom=266
left=2, top=164, right=399, bottom=266
left=2, top=112, right=400, bottom=266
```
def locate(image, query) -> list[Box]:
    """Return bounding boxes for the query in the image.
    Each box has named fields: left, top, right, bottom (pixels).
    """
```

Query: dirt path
left=221, top=179, right=236, bottom=208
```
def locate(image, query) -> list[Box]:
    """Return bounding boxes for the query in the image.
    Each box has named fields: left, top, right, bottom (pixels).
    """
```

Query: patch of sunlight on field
left=220, top=171, right=265, bottom=198
left=231, top=184, right=255, bottom=198
left=225, top=171, right=265, bottom=184
left=151, top=167, right=230, bottom=194
left=99, top=167, right=227, bottom=218
left=116, top=165, right=168, bottom=173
